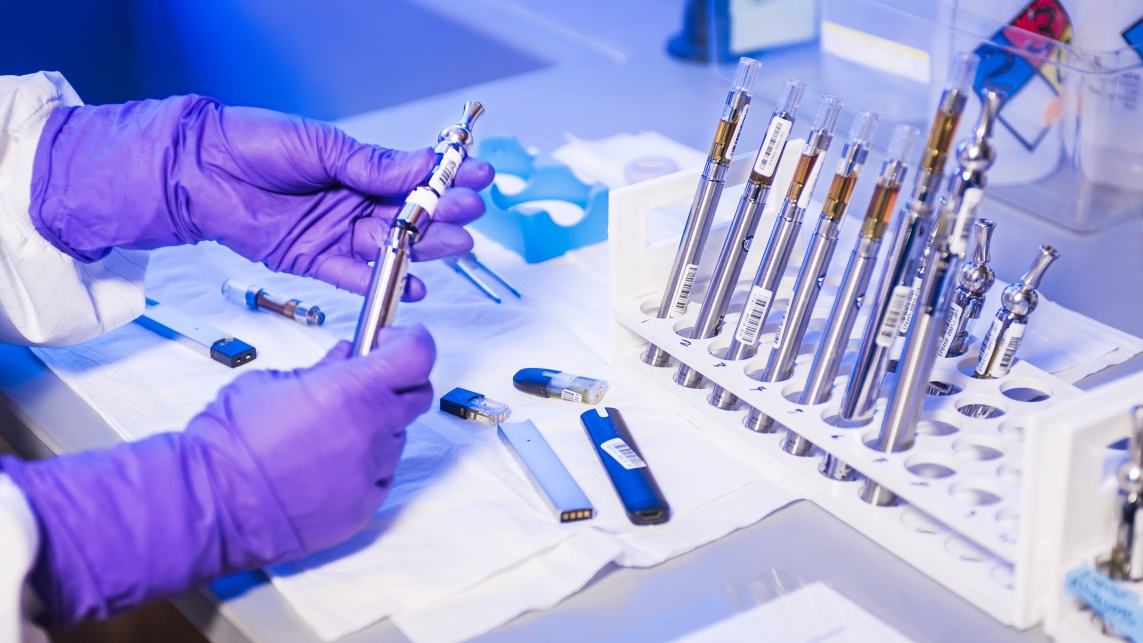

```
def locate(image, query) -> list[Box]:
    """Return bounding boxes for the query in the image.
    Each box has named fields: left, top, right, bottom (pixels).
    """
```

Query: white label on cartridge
left=975, top=317, right=1003, bottom=377
left=602, top=438, right=646, bottom=470
left=405, top=187, right=439, bottom=214
left=753, top=116, right=793, bottom=178
left=876, top=285, right=913, bottom=347
left=726, top=103, right=750, bottom=161
left=670, top=263, right=699, bottom=317
left=561, top=389, right=583, bottom=403
left=900, top=276, right=922, bottom=335
left=428, top=147, right=464, bottom=194
left=994, top=322, right=1026, bottom=377
left=937, top=302, right=964, bottom=357
left=735, top=286, right=774, bottom=346
left=796, top=154, right=827, bottom=209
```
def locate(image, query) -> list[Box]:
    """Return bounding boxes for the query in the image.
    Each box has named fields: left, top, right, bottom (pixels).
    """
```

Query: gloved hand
left=0, top=328, right=433, bottom=625
left=29, top=96, right=494, bottom=300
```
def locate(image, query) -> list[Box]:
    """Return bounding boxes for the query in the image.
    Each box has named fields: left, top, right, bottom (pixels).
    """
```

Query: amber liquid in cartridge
left=222, top=279, right=325, bottom=327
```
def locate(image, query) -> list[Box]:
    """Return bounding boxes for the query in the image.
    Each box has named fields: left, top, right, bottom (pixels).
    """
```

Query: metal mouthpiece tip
left=461, top=101, right=485, bottom=126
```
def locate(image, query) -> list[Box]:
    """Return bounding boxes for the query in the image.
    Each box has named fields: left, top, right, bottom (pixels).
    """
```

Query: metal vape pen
left=674, top=78, right=806, bottom=389
left=643, top=58, right=760, bottom=367
left=837, top=52, right=979, bottom=427
left=861, top=90, right=1003, bottom=507
left=707, top=94, right=844, bottom=411
left=1109, top=406, right=1143, bottom=581
left=352, top=101, right=484, bottom=356
left=733, top=111, right=878, bottom=436
left=783, top=126, right=919, bottom=471
left=937, top=219, right=996, bottom=358
left=973, top=243, right=1060, bottom=380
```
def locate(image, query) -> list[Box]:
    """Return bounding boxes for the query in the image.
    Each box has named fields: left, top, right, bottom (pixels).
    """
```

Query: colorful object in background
left=1125, top=16, right=1143, bottom=51
left=472, top=136, right=608, bottom=264
left=972, top=0, right=1073, bottom=150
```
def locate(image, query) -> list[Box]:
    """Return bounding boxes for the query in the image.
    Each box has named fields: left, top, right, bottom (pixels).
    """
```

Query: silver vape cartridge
left=708, top=94, right=844, bottom=411
left=742, top=110, right=879, bottom=439
left=498, top=420, right=594, bottom=523
left=673, top=77, right=807, bottom=390
left=439, top=387, right=511, bottom=425
left=973, top=244, right=1060, bottom=380
left=838, top=52, right=978, bottom=428
left=643, top=57, right=760, bottom=368
left=937, top=219, right=996, bottom=358
left=135, top=298, right=257, bottom=368
left=513, top=368, right=608, bottom=405
left=221, top=279, right=325, bottom=327
left=1109, top=406, right=1143, bottom=581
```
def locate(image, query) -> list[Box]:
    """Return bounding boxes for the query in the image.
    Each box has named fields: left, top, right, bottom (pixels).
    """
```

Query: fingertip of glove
left=456, top=158, right=495, bottom=191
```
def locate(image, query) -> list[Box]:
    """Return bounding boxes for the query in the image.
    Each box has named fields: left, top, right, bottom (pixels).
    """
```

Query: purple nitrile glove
left=0, top=327, right=433, bottom=625
left=29, top=96, right=495, bottom=301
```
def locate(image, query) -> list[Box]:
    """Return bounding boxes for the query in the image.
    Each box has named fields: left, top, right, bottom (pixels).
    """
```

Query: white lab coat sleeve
left=0, top=473, right=49, bottom=643
left=0, top=71, right=148, bottom=347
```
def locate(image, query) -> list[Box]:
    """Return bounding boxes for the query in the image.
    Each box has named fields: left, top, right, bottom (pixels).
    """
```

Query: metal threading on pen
left=1108, top=406, right=1143, bottom=582
left=935, top=219, right=996, bottom=360
left=972, top=243, right=1060, bottom=381
left=643, top=57, right=760, bottom=368
left=783, top=125, right=920, bottom=472
left=708, top=94, right=844, bottom=413
left=836, top=52, right=979, bottom=429
left=352, top=101, right=484, bottom=357
left=735, top=110, right=878, bottom=436
left=860, top=89, right=1003, bottom=507
left=673, top=78, right=807, bottom=389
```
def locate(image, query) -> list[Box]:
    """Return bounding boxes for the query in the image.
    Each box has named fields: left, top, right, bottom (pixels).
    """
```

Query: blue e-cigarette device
left=580, top=407, right=670, bottom=525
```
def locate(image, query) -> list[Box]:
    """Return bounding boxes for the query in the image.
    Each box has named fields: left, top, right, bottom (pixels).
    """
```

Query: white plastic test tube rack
left=1037, top=369, right=1143, bottom=642
left=608, top=145, right=1088, bottom=629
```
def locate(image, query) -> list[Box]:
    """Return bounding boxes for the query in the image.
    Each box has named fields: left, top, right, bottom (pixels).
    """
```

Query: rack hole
left=998, top=421, right=1025, bottom=443
left=707, top=338, right=732, bottom=359
left=1000, top=377, right=1053, bottom=403
left=672, top=320, right=695, bottom=337
left=950, top=480, right=1003, bottom=506
left=996, top=509, right=1020, bottom=534
left=956, top=395, right=1008, bottom=420
left=952, top=436, right=1006, bottom=461
left=906, top=453, right=958, bottom=479
left=916, top=420, right=960, bottom=437
left=639, top=297, right=662, bottom=316
left=927, top=380, right=964, bottom=396
left=998, top=463, right=1023, bottom=486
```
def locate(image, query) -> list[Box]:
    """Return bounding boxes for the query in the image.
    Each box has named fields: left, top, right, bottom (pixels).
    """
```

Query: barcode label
left=753, top=116, right=793, bottom=178
left=975, top=317, right=1004, bottom=376
left=899, top=276, right=922, bottom=336
left=405, top=187, right=440, bottom=214
left=670, top=263, right=699, bottom=317
left=875, top=285, right=913, bottom=347
left=561, top=389, right=583, bottom=403
left=726, top=103, right=750, bottom=161
left=601, top=438, right=646, bottom=470
left=796, top=154, right=827, bottom=209
left=428, top=147, right=464, bottom=194
left=994, top=322, right=1026, bottom=377
left=773, top=308, right=790, bottom=347
left=735, top=286, right=773, bottom=345
left=937, top=302, right=964, bottom=357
